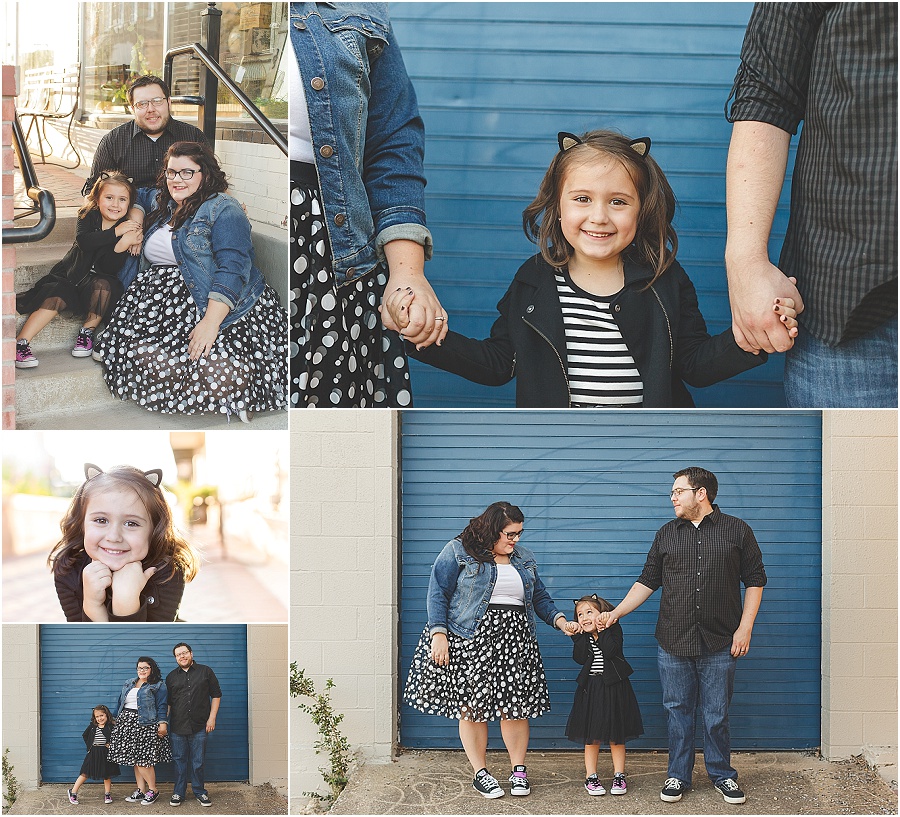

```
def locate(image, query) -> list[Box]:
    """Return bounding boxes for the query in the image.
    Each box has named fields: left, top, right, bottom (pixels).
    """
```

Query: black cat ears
left=84, top=463, right=163, bottom=488
left=558, top=131, right=651, bottom=157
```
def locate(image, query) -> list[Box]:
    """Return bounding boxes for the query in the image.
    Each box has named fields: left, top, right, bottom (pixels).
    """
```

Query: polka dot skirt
left=290, top=162, right=413, bottom=408
left=404, top=606, right=551, bottom=722
left=98, top=265, right=288, bottom=417
left=108, top=709, right=172, bottom=768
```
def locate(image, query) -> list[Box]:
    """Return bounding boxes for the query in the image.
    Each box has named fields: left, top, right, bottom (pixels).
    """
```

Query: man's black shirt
left=165, top=662, right=222, bottom=735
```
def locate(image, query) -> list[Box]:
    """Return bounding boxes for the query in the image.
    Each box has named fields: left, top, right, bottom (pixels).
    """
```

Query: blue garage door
left=399, top=411, right=822, bottom=749
left=40, top=625, right=248, bottom=784
left=391, top=3, right=795, bottom=408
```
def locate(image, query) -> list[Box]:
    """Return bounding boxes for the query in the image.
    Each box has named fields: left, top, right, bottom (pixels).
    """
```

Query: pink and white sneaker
left=585, top=774, right=606, bottom=795
left=15, top=339, right=38, bottom=368
left=611, top=773, right=627, bottom=794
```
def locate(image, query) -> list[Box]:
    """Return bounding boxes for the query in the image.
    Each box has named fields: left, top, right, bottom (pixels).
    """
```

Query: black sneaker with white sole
left=715, top=779, right=746, bottom=804
left=508, top=765, right=531, bottom=796
left=472, top=768, right=504, bottom=799
left=660, top=777, right=687, bottom=802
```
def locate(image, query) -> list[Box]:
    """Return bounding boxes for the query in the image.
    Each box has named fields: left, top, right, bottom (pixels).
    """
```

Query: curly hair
left=145, top=141, right=229, bottom=232
left=79, top=171, right=136, bottom=220
left=458, top=501, right=525, bottom=566
left=48, top=465, right=199, bottom=584
left=136, top=656, right=163, bottom=685
left=523, top=129, right=678, bottom=287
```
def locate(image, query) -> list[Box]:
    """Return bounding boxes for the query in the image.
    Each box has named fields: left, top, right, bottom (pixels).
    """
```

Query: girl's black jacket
left=571, top=624, right=634, bottom=688
left=82, top=721, right=114, bottom=750
left=409, top=254, right=767, bottom=407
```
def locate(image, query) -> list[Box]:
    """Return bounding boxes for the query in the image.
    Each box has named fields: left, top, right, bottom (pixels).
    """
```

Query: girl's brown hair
left=458, top=501, right=525, bottom=566
left=48, top=466, right=199, bottom=583
left=574, top=594, right=614, bottom=615
left=523, top=129, right=678, bottom=287
left=79, top=171, right=136, bottom=220
left=146, top=141, right=229, bottom=232
left=91, top=704, right=115, bottom=727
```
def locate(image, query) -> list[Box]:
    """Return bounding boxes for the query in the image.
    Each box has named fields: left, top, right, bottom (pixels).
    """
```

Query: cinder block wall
left=821, top=410, right=898, bottom=760
left=1, top=625, right=41, bottom=790
left=248, top=624, right=289, bottom=794
left=290, top=410, right=399, bottom=809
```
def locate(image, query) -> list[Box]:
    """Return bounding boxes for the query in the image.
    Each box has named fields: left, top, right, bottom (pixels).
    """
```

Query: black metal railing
left=4, top=111, right=56, bottom=245
left=164, top=42, right=287, bottom=157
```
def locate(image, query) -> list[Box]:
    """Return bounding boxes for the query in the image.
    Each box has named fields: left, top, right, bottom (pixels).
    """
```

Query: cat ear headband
left=84, top=463, right=163, bottom=488
left=558, top=131, right=651, bottom=157
left=572, top=593, right=601, bottom=605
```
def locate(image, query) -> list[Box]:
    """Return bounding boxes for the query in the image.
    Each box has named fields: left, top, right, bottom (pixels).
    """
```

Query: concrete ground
left=322, top=750, right=897, bottom=816
left=6, top=782, right=286, bottom=815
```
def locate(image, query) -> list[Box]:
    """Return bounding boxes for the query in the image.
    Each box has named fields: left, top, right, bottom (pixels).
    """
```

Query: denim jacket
left=134, top=193, right=265, bottom=328
left=115, top=678, right=168, bottom=727
left=426, top=539, right=564, bottom=639
left=290, top=2, right=432, bottom=286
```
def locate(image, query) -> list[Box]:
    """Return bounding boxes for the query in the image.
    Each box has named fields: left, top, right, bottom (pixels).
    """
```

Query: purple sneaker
left=611, top=773, right=627, bottom=794
left=584, top=774, right=606, bottom=796
left=72, top=328, right=94, bottom=358
left=15, top=339, right=38, bottom=368
left=67, top=788, right=79, bottom=804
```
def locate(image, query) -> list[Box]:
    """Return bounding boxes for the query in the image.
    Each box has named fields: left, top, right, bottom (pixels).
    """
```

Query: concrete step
left=14, top=349, right=287, bottom=430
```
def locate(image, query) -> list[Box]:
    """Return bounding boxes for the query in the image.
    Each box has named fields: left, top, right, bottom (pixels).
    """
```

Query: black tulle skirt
left=79, top=746, right=120, bottom=780
left=565, top=674, right=644, bottom=745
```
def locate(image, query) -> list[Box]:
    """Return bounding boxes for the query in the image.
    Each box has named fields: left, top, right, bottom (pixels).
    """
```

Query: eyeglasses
left=165, top=168, right=200, bottom=181
left=137, top=665, right=152, bottom=672
left=670, top=487, right=699, bottom=498
left=501, top=530, right=524, bottom=541
left=174, top=650, right=191, bottom=658
left=132, top=96, right=168, bottom=111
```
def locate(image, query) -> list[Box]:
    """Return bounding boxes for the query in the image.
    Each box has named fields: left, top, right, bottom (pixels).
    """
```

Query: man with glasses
left=603, top=467, right=766, bottom=806
left=166, top=643, right=222, bottom=808
left=82, top=75, right=208, bottom=196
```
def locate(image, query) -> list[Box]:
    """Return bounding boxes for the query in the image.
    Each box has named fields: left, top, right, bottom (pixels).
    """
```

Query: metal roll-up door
left=40, top=625, right=248, bottom=783
left=399, top=410, right=822, bottom=749
left=391, top=2, right=794, bottom=407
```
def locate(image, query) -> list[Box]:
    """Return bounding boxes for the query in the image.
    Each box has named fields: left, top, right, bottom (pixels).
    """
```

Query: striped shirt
left=555, top=272, right=643, bottom=407
left=587, top=638, right=605, bottom=676
left=726, top=3, right=898, bottom=345
left=92, top=728, right=108, bottom=747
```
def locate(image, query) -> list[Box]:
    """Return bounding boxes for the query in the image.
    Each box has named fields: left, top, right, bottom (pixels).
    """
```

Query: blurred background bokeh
left=3, top=431, right=288, bottom=622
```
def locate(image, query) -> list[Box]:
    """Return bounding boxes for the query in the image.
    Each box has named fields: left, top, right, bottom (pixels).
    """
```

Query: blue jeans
left=784, top=316, right=898, bottom=407
left=171, top=730, right=208, bottom=799
left=658, top=645, right=737, bottom=787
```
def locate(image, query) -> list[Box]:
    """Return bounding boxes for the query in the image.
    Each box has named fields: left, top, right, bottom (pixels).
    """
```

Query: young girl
left=15, top=171, right=142, bottom=368
left=388, top=129, right=799, bottom=407
left=566, top=594, right=643, bottom=796
left=67, top=705, right=120, bottom=805
left=48, top=464, right=199, bottom=622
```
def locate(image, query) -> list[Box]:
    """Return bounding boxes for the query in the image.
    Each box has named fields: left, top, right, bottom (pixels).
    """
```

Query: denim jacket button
left=526, top=304, right=534, bottom=313
left=310, top=77, right=325, bottom=91
left=346, top=267, right=356, bottom=279
left=334, top=213, right=346, bottom=227
left=320, top=145, right=334, bottom=158
left=293, top=20, right=307, bottom=30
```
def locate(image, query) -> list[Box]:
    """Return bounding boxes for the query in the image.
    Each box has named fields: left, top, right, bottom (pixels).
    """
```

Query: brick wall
left=2, top=64, right=17, bottom=429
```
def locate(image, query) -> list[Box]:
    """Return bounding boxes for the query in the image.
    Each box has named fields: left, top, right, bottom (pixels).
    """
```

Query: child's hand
left=379, top=287, right=415, bottom=333
left=597, top=611, right=613, bottom=630
left=563, top=620, right=581, bottom=635
left=82, top=560, right=113, bottom=605
left=109, top=561, right=157, bottom=617
left=115, top=219, right=143, bottom=237
left=773, top=281, right=800, bottom=339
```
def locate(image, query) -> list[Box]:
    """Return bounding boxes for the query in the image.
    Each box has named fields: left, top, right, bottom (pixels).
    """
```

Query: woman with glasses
left=108, top=656, right=171, bottom=805
left=96, top=141, right=288, bottom=421
left=404, top=501, right=576, bottom=799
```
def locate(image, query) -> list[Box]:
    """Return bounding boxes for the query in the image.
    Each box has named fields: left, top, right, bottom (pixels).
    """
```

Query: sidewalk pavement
left=7, top=782, right=286, bottom=815
left=326, top=750, right=897, bottom=815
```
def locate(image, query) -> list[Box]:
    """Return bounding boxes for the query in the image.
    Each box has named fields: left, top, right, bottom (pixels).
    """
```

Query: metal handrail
left=4, top=111, right=56, bottom=245
left=164, top=42, right=287, bottom=156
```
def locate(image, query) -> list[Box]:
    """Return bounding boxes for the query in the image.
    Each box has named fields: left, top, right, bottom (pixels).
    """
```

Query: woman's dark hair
left=458, top=501, right=525, bottom=565
left=574, top=594, right=614, bottom=615
left=523, top=129, right=678, bottom=287
left=145, top=141, right=229, bottom=232
left=48, top=465, right=199, bottom=584
left=91, top=704, right=115, bottom=727
left=136, top=656, right=162, bottom=684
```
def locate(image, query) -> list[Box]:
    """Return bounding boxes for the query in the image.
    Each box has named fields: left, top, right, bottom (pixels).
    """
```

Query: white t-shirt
left=490, top=563, right=525, bottom=606
left=125, top=686, right=140, bottom=709
left=289, top=48, right=314, bottom=163
left=144, top=223, right=178, bottom=265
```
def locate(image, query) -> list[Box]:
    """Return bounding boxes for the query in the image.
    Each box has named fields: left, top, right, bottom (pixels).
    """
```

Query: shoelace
left=479, top=772, right=500, bottom=788
left=664, top=777, right=684, bottom=790
left=720, top=779, right=740, bottom=791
